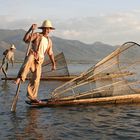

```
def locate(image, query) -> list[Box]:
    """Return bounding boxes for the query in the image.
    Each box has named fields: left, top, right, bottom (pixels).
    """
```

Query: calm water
left=0, top=64, right=140, bottom=140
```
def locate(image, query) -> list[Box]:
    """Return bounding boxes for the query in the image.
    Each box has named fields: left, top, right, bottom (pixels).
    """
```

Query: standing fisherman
left=15, top=20, right=56, bottom=103
left=0, top=44, right=16, bottom=78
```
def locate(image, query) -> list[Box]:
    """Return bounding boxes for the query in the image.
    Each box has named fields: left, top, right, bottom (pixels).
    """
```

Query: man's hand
left=31, top=24, right=38, bottom=31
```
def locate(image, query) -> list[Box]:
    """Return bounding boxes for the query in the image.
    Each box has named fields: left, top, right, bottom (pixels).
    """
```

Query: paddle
left=10, top=81, right=21, bottom=112
left=11, top=30, right=34, bottom=112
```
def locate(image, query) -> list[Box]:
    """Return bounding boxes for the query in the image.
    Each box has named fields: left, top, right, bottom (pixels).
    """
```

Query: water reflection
left=0, top=80, right=11, bottom=110
left=24, top=108, right=61, bottom=140
left=10, top=112, right=23, bottom=140
left=9, top=109, right=44, bottom=140
left=0, top=80, right=10, bottom=92
left=24, top=108, right=44, bottom=140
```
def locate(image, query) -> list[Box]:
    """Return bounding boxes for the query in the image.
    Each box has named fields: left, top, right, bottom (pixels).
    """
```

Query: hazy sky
left=0, top=0, right=140, bottom=45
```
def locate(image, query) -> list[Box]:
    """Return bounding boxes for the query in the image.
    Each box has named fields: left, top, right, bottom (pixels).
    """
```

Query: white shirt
left=38, top=36, right=49, bottom=59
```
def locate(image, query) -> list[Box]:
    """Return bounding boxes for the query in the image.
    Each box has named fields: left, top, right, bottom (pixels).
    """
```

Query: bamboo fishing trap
left=46, top=42, right=140, bottom=105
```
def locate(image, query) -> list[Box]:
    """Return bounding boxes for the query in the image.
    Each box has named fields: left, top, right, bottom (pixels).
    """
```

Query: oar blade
left=11, top=82, right=21, bottom=112
left=11, top=95, right=18, bottom=112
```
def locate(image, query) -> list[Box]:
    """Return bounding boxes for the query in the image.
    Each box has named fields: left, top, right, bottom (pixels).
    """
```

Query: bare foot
left=15, top=78, right=21, bottom=85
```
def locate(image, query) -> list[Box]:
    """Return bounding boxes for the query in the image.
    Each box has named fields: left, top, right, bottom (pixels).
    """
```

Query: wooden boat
left=25, top=94, right=140, bottom=107
left=1, top=76, right=76, bottom=81
left=25, top=42, right=140, bottom=107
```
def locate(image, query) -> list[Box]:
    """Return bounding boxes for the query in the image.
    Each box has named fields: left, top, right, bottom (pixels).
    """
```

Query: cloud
left=0, top=15, right=41, bottom=29
left=0, top=10, right=140, bottom=45
left=54, top=10, right=140, bottom=45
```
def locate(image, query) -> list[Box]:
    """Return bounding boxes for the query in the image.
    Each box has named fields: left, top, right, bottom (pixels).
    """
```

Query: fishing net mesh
left=41, top=52, right=69, bottom=77
left=51, top=42, right=140, bottom=100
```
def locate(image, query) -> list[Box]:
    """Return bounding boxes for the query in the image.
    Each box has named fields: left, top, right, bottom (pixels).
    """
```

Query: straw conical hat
left=10, top=44, right=16, bottom=49
left=38, top=20, right=55, bottom=30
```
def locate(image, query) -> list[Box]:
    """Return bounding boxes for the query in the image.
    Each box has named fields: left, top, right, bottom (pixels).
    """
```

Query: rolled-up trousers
left=17, top=53, right=44, bottom=100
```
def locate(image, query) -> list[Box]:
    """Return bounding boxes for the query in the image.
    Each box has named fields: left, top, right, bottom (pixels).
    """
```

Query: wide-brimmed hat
left=38, top=20, right=55, bottom=30
left=10, top=44, right=16, bottom=49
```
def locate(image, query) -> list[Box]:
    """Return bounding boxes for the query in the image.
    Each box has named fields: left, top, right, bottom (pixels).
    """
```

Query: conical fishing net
left=41, top=52, right=69, bottom=77
left=51, top=42, right=140, bottom=101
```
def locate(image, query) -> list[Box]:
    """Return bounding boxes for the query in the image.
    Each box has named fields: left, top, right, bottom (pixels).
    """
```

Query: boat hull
left=25, top=94, right=140, bottom=107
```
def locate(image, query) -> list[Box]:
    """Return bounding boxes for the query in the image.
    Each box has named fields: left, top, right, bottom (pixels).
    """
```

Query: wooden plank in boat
left=1, top=76, right=76, bottom=81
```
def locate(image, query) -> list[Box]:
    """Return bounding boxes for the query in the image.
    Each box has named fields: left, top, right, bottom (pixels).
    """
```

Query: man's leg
left=15, top=54, right=35, bottom=84
left=5, top=62, right=8, bottom=72
left=26, top=60, right=43, bottom=102
left=0, top=57, right=6, bottom=71
left=2, top=67, right=7, bottom=78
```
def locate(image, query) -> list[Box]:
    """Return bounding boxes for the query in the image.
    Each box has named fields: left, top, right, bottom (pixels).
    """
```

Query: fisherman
left=0, top=44, right=16, bottom=78
left=15, top=19, right=56, bottom=103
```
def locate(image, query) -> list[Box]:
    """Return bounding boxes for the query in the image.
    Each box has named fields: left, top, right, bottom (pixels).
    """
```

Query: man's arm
left=23, top=24, right=37, bottom=43
left=3, top=49, right=9, bottom=56
left=46, top=39, right=56, bottom=70
left=48, top=53, right=56, bottom=70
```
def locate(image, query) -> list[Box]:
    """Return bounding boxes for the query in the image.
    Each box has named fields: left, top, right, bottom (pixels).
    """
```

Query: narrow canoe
left=25, top=94, right=140, bottom=107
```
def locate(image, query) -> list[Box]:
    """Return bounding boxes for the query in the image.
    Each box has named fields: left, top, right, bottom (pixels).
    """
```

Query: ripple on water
left=1, top=79, right=140, bottom=139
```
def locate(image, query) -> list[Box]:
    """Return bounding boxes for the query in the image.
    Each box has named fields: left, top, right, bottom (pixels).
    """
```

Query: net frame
left=50, top=42, right=140, bottom=101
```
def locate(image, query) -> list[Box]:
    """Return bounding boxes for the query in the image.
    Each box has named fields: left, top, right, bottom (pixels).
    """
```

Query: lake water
left=0, top=63, right=140, bottom=140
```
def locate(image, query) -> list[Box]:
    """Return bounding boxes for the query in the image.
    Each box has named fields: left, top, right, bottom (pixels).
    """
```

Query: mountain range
left=0, top=29, right=117, bottom=64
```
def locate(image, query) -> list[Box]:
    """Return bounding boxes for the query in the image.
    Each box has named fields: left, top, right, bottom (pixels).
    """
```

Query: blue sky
left=0, top=0, right=140, bottom=45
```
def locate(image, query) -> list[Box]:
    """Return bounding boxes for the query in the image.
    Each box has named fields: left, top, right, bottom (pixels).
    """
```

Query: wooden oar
left=10, top=81, right=21, bottom=112
left=11, top=30, right=34, bottom=112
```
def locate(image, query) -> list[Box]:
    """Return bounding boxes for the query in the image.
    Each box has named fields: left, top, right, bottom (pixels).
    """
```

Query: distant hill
left=0, top=29, right=117, bottom=63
